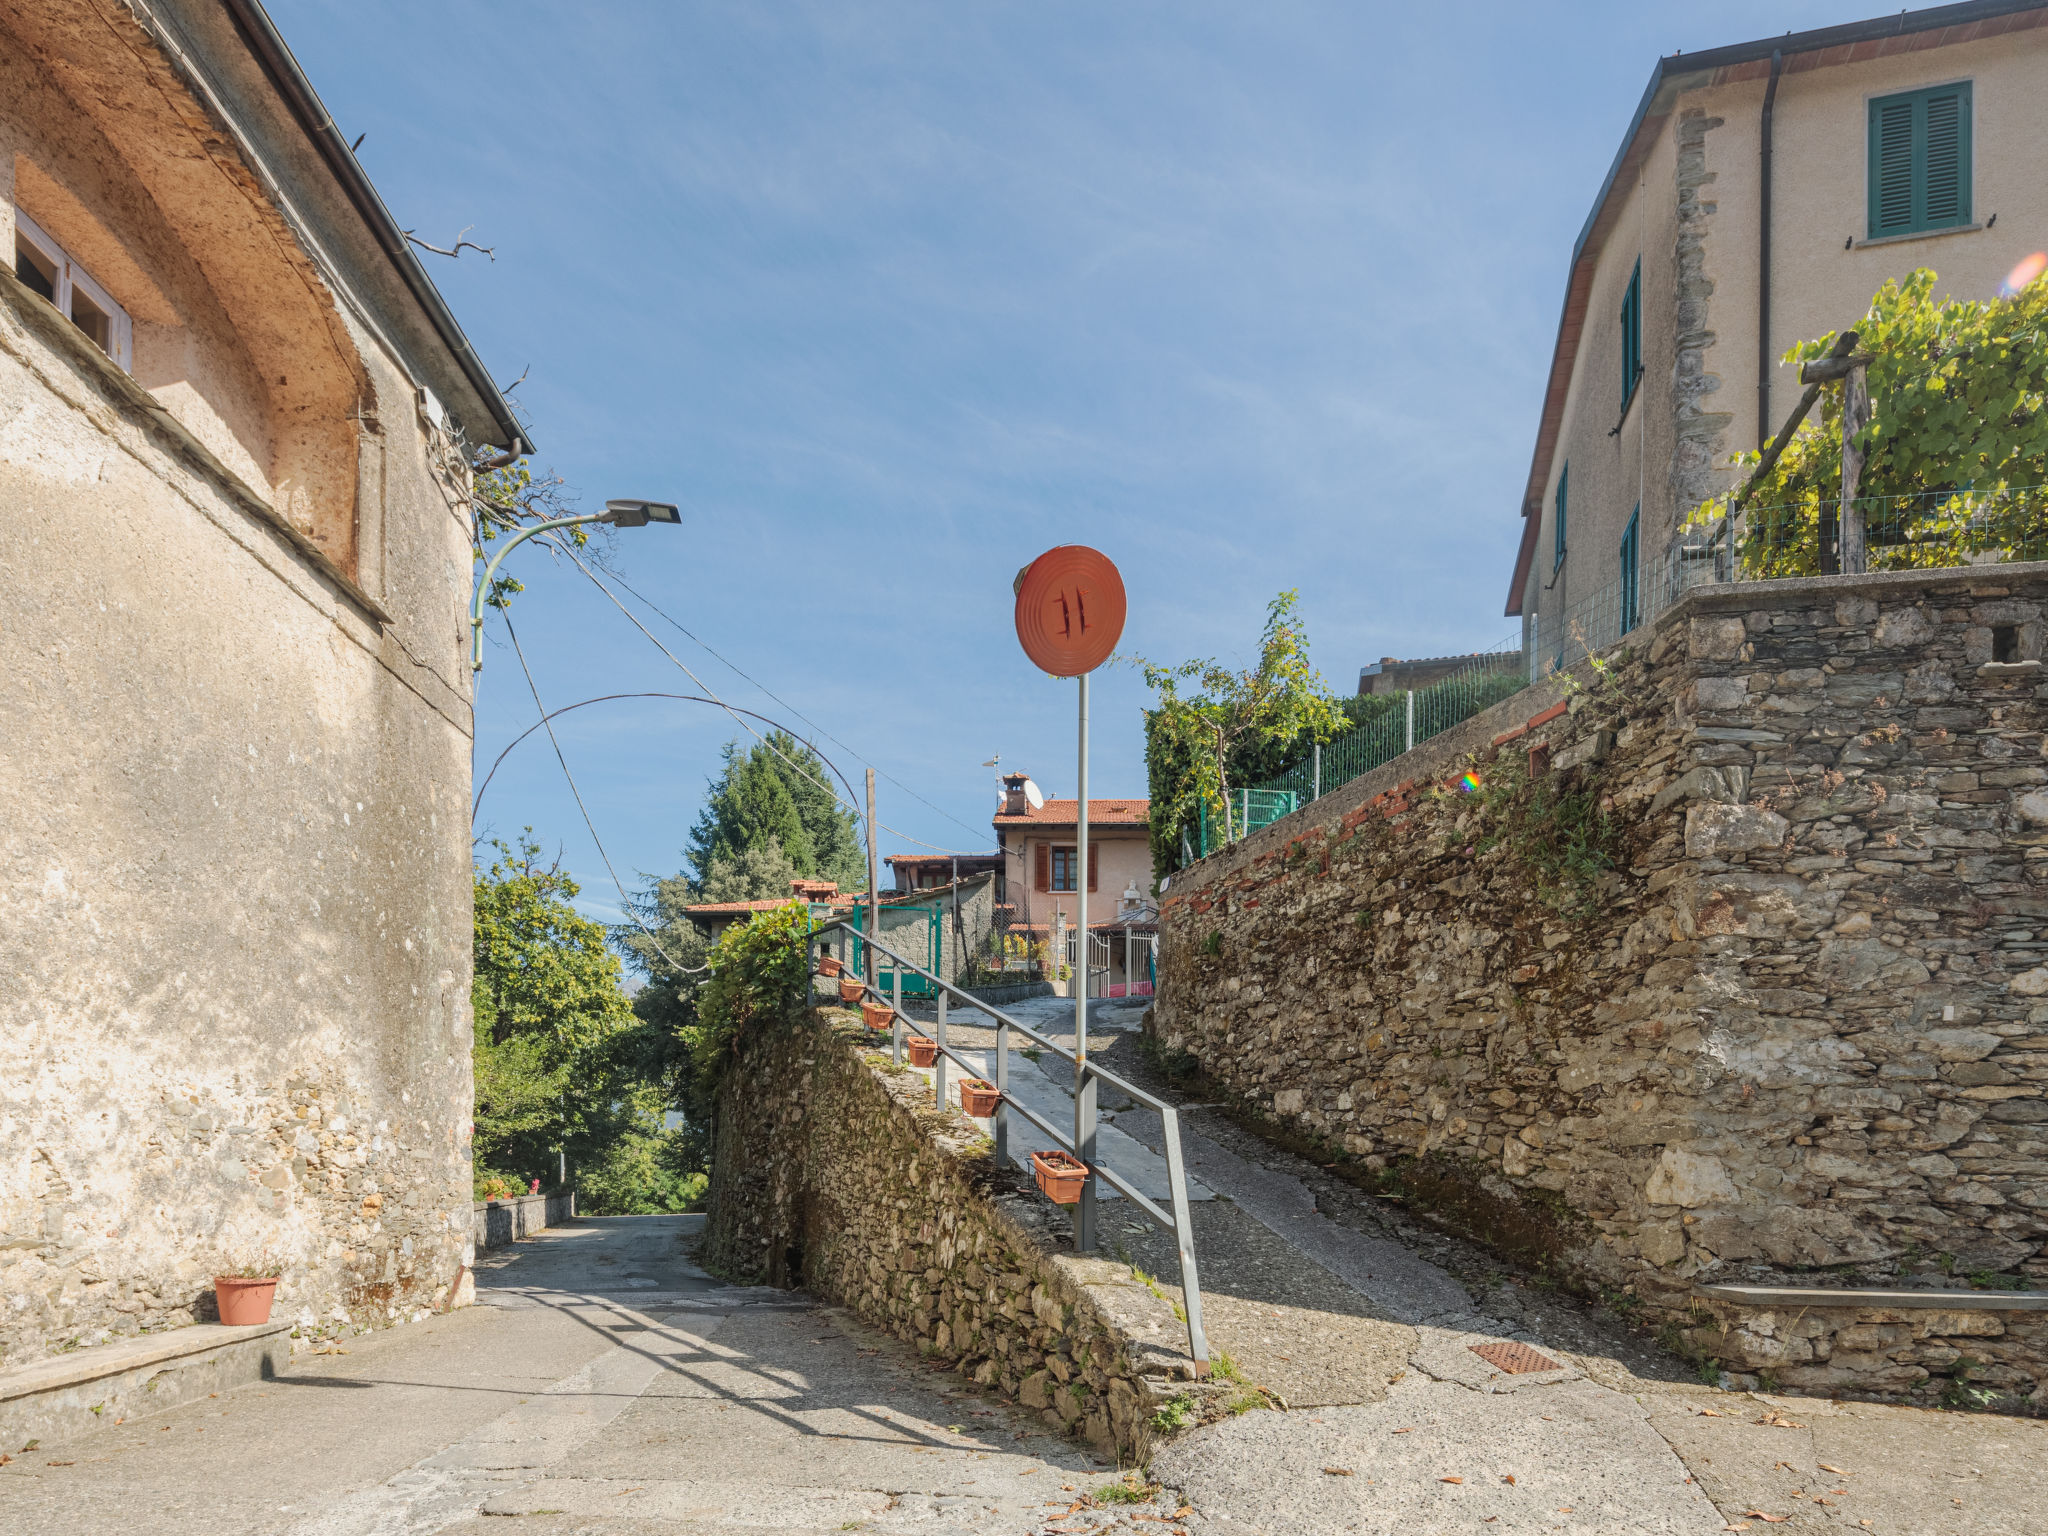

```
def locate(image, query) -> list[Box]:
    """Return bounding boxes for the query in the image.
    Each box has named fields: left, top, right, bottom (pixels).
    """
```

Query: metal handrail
left=805, top=917, right=1210, bottom=1374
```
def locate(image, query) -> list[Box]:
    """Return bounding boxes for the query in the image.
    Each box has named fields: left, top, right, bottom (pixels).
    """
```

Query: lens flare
left=2000, top=252, right=2047, bottom=299
left=1459, top=771, right=1484, bottom=794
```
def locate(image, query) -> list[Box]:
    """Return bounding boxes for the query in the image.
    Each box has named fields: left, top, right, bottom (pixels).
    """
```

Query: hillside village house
left=1, top=0, right=521, bottom=1371
left=993, top=774, right=1156, bottom=996
left=1509, top=0, right=2048, bottom=665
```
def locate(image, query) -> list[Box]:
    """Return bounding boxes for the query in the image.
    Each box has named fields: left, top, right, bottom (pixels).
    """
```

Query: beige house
left=992, top=775, right=1156, bottom=995
left=0, top=0, right=520, bottom=1370
left=1508, top=0, right=2048, bottom=658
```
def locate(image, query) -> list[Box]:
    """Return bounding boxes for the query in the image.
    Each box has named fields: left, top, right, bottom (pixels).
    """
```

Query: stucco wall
left=1157, top=566, right=2048, bottom=1407
left=1522, top=26, right=2048, bottom=629
left=0, top=11, right=481, bottom=1366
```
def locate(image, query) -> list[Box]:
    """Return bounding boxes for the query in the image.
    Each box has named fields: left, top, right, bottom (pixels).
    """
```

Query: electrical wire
left=499, top=610, right=704, bottom=975
left=597, top=564, right=999, bottom=852
left=560, top=550, right=989, bottom=858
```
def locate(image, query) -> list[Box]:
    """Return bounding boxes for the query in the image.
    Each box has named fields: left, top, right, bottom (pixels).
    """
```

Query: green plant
left=1939, top=1356, right=2000, bottom=1411
left=1211, top=1350, right=1247, bottom=1384
left=1757, top=1370, right=1779, bottom=1394
left=1687, top=267, right=2048, bottom=571
left=1095, top=1475, right=1159, bottom=1505
left=1968, top=1270, right=2030, bottom=1291
left=1149, top=1393, right=1197, bottom=1433
left=1474, top=754, right=1619, bottom=919
left=1135, top=590, right=1346, bottom=872
left=1201, top=930, right=1224, bottom=957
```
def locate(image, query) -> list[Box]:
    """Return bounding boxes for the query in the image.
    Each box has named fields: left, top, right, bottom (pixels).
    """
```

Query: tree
left=1134, top=591, right=1344, bottom=877
left=1698, top=267, right=2048, bottom=572
left=684, top=731, right=865, bottom=892
left=471, top=833, right=635, bottom=1188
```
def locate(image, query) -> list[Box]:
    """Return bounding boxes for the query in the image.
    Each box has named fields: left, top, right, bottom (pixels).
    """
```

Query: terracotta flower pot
left=958, top=1078, right=1001, bottom=1117
left=906, top=1035, right=938, bottom=1067
left=214, top=1276, right=279, bottom=1326
left=838, top=976, right=865, bottom=1004
left=817, top=955, right=843, bottom=979
left=861, top=999, right=894, bottom=1032
left=1032, top=1150, right=1089, bottom=1205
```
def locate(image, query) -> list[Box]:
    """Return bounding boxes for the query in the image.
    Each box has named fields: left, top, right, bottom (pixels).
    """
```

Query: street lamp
left=470, top=499, right=680, bottom=671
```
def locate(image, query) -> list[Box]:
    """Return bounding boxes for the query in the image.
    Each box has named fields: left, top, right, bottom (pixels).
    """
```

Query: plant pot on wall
left=906, top=1035, right=938, bottom=1067
left=214, top=1276, right=279, bottom=1326
left=861, top=1000, right=894, bottom=1032
left=838, top=976, right=865, bottom=1004
left=1032, top=1150, right=1088, bottom=1205
left=959, top=1078, right=1001, bottom=1117
left=817, top=955, right=844, bottom=979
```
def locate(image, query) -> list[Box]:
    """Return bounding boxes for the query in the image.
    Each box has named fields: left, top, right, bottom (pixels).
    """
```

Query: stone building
left=1508, top=1, right=2048, bottom=657
left=0, top=0, right=522, bottom=1368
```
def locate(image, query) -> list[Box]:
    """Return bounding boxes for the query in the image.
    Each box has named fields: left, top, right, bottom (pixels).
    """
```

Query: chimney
left=1002, top=772, right=1030, bottom=816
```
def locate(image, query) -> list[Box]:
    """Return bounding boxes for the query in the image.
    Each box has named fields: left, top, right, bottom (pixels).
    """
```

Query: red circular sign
left=1014, top=545, right=1126, bottom=676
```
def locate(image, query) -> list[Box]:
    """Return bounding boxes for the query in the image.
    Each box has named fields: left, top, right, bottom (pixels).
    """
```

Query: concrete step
left=0, top=1319, right=291, bottom=1449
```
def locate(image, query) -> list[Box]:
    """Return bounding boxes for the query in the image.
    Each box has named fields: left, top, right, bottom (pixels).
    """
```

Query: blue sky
left=271, top=0, right=1858, bottom=923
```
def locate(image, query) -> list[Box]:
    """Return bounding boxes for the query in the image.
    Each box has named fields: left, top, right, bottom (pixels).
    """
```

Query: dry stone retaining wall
left=703, top=1006, right=1204, bottom=1459
left=1155, top=567, right=2048, bottom=1409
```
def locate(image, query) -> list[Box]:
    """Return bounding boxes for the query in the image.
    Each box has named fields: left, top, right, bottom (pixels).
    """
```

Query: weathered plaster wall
left=705, top=1004, right=1205, bottom=1459
left=1157, top=567, right=2048, bottom=1406
left=0, top=176, right=478, bottom=1364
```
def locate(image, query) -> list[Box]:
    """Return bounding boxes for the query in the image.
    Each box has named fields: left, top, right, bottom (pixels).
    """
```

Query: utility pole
left=866, top=768, right=878, bottom=991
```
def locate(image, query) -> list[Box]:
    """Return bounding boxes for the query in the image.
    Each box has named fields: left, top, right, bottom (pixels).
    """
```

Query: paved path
left=0, top=1217, right=1164, bottom=1536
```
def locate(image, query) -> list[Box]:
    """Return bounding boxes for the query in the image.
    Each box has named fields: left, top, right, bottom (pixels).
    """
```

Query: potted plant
left=838, top=976, right=865, bottom=1004
left=959, top=1078, right=1001, bottom=1117
left=861, top=999, right=894, bottom=1032
left=906, top=1034, right=938, bottom=1067
left=817, top=954, right=844, bottom=979
left=214, top=1254, right=281, bottom=1326
left=1031, top=1150, right=1088, bottom=1205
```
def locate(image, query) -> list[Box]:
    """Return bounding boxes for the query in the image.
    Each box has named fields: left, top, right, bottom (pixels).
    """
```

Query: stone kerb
left=703, top=1006, right=1211, bottom=1459
left=1155, top=565, right=2048, bottom=1409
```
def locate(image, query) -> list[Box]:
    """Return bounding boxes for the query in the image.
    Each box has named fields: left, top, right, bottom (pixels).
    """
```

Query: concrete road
left=0, top=1217, right=1175, bottom=1536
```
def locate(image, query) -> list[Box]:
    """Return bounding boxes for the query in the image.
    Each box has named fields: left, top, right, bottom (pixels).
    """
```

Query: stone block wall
left=1155, top=566, right=2048, bottom=1407
left=704, top=1004, right=1203, bottom=1458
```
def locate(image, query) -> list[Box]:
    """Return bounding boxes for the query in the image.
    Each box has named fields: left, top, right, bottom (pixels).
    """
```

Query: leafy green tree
left=471, top=833, right=635, bottom=1187
left=1700, top=268, right=2048, bottom=570
left=686, top=732, right=865, bottom=892
left=1134, top=591, right=1344, bottom=877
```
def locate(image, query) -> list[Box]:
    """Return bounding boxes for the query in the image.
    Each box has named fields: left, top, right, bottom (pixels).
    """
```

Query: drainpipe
left=1758, top=49, right=1784, bottom=450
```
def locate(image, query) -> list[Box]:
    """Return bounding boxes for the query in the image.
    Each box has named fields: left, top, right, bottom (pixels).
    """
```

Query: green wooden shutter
left=1868, top=83, right=1972, bottom=238
left=1553, top=465, right=1568, bottom=570
left=1620, top=260, right=1642, bottom=408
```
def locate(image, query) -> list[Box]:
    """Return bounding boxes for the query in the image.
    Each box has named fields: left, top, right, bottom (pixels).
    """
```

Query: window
left=1619, top=260, right=1642, bottom=412
left=1618, top=506, right=1641, bottom=636
left=12, top=210, right=131, bottom=370
left=1553, top=464, right=1568, bottom=571
left=1051, top=846, right=1078, bottom=892
left=1868, top=83, right=1972, bottom=239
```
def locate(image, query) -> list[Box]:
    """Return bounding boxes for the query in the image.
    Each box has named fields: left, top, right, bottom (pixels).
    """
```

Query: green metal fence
left=1196, top=644, right=1526, bottom=857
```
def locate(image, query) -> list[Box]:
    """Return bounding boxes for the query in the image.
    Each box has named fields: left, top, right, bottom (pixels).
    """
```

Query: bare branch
left=404, top=223, right=495, bottom=262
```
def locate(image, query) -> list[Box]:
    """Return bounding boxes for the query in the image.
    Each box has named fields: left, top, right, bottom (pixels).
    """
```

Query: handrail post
left=891, top=964, right=903, bottom=1066
left=934, top=986, right=948, bottom=1110
left=1159, top=1104, right=1211, bottom=1375
left=994, top=1017, right=1010, bottom=1169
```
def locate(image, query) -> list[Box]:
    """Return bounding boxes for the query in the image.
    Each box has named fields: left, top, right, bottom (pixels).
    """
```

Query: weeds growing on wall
left=1472, top=754, right=1620, bottom=920
left=687, top=901, right=813, bottom=1116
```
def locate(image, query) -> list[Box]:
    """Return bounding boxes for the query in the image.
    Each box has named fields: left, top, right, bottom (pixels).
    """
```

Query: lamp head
left=604, top=499, right=682, bottom=528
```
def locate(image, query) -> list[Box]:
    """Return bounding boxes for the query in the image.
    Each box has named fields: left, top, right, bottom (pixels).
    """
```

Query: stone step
left=0, top=1319, right=292, bottom=1449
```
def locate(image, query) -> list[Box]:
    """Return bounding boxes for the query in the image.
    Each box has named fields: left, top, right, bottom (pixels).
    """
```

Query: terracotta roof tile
left=992, top=797, right=1149, bottom=827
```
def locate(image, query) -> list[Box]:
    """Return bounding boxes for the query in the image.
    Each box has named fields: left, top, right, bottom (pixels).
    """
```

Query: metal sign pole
left=1075, top=669, right=1097, bottom=1253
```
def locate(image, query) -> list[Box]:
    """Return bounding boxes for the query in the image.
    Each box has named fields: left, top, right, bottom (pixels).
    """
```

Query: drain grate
left=1469, top=1340, right=1560, bottom=1375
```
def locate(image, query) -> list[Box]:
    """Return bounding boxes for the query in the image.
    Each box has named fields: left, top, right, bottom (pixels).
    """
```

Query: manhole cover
left=1470, top=1340, right=1560, bottom=1374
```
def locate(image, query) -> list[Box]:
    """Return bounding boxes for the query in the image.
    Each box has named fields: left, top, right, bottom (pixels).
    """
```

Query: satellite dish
left=1023, top=778, right=1045, bottom=810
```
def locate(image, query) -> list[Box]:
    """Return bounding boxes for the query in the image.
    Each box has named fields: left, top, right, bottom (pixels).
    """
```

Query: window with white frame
left=13, top=209, right=131, bottom=371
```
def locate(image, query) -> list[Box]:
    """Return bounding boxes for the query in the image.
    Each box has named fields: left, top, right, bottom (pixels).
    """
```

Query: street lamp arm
left=470, top=513, right=606, bottom=672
